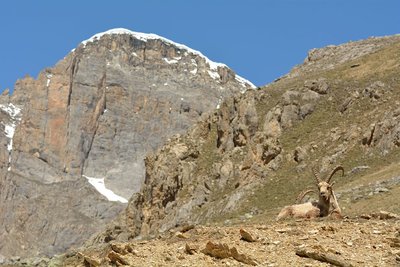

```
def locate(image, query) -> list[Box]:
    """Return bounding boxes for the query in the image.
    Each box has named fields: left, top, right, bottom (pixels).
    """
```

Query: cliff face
left=90, top=34, right=400, bottom=245
left=0, top=28, right=254, bottom=258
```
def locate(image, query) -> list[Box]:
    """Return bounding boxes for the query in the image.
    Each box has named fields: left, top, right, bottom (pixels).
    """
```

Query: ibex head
left=312, top=166, right=344, bottom=201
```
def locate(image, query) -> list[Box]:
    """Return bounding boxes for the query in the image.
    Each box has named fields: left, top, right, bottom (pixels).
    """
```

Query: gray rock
left=281, top=104, right=299, bottom=128
left=304, top=78, right=329, bottom=95
left=350, top=166, right=370, bottom=174
left=363, top=81, right=386, bottom=99
left=301, top=90, right=320, bottom=101
left=299, top=103, right=314, bottom=119
left=281, top=90, right=299, bottom=105
left=263, top=107, right=282, bottom=139
left=374, top=187, right=389, bottom=193
left=293, top=146, right=307, bottom=163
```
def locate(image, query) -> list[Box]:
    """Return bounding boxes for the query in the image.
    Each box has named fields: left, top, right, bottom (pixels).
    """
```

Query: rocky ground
left=3, top=169, right=400, bottom=267
left=6, top=212, right=396, bottom=266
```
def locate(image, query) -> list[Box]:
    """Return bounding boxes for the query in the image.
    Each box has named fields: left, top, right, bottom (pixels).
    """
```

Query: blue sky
left=1, top=1, right=399, bottom=93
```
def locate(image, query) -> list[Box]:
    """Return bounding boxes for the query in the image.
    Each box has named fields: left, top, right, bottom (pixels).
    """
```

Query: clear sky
left=1, top=0, right=399, bottom=93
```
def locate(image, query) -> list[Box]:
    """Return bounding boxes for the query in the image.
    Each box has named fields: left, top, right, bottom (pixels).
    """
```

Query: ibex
left=276, top=166, right=344, bottom=221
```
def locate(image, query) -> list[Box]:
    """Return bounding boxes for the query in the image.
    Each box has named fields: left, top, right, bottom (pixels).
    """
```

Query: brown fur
left=276, top=166, right=344, bottom=221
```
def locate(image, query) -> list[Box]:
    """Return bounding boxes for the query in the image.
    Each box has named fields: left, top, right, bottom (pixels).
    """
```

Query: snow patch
left=4, top=125, right=15, bottom=151
left=0, top=103, right=22, bottom=170
left=83, top=175, right=128, bottom=203
left=0, top=103, right=22, bottom=119
left=207, top=70, right=220, bottom=80
left=216, top=96, right=223, bottom=109
left=235, top=75, right=257, bottom=91
left=163, top=57, right=180, bottom=64
left=190, top=59, right=198, bottom=75
left=46, top=74, right=53, bottom=87
left=79, top=28, right=256, bottom=89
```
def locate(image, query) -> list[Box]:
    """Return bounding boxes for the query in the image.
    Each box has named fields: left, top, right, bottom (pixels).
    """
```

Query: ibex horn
left=312, top=167, right=322, bottom=184
left=296, top=189, right=316, bottom=204
left=326, top=166, right=344, bottom=184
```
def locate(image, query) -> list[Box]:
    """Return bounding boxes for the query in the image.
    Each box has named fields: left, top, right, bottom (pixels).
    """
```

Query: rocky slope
left=32, top=213, right=400, bottom=266
left=81, top=34, right=400, bottom=248
left=0, top=28, right=254, bottom=259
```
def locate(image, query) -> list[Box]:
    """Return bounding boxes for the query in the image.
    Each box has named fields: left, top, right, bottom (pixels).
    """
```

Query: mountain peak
left=78, top=28, right=256, bottom=89
left=0, top=27, right=257, bottom=258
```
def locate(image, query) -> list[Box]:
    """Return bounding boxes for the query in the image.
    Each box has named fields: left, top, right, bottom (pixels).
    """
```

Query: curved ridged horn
left=326, top=166, right=344, bottom=184
left=295, top=189, right=316, bottom=204
left=312, top=167, right=322, bottom=184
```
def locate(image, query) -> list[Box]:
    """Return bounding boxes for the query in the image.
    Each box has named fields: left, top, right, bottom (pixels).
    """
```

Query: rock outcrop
left=0, top=28, right=254, bottom=258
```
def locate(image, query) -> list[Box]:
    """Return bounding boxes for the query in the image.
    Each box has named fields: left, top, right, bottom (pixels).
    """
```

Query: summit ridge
left=79, top=28, right=256, bottom=89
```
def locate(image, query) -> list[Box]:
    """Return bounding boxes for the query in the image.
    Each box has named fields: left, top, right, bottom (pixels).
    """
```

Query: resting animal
left=276, top=166, right=344, bottom=221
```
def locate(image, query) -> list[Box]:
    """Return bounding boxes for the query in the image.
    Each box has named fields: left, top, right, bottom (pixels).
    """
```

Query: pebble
left=224, top=220, right=232, bottom=225
left=240, top=228, right=257, bottom=242
left=244, top=213, right=253, bottom=219
left=175, top=231, right=189, bottom=239
left=276, top=228, right=292, bottom=233
left=374, top=187, right=389, bottom=193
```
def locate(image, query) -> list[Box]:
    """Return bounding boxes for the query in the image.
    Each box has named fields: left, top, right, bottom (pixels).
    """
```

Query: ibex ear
left=330, top=181, right=336, bottom=187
